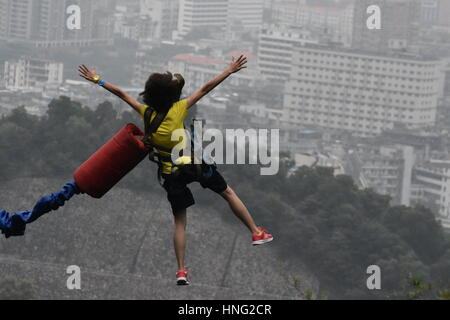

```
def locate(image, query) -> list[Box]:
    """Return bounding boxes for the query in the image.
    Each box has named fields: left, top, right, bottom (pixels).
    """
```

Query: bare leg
left=173, top=209, right=187, bottom=270
left=220, top=186, right=260, bottom=234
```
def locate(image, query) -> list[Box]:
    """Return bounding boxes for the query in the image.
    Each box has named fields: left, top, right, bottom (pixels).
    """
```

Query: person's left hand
left=78, top=65, right=99, bottom=83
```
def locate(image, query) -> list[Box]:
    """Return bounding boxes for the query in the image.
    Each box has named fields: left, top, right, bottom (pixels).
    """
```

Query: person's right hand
left=226, top=55, right=247, bottom=74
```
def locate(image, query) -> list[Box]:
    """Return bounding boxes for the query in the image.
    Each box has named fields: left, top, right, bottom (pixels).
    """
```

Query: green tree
left=384, top=205, right=448, bottom=264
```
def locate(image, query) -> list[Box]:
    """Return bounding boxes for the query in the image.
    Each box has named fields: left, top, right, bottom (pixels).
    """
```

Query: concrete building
left=293, top=152, right=345, bottom=176
left=352, top=0, right=421, bottom=52
left=0, top=0, right=34, bottom=41
left=4, top=57, right=64, bottom=91
left=257, top=24, right=318, bottom=81
left=298, top=4, right=354, bottom=46
left=271, top=0, right=354, bottom=46
left=351, top=143, right=415, bottom=205
left=421, top=0, right=440, bottom=24
left=0, top=0, right=114, bottom=46
left=228, top=0, right=265, bottom=31
left=271, top=0, right=307, bottom=24
left=175, top=0, right=229, bottom=39
left=140, top=0, right=179, bottom=40
left=413, top=156, right=450, bottom=223
left=420, top=0, right=450, bottom=27
left=283, top=44, right=445, bottom=137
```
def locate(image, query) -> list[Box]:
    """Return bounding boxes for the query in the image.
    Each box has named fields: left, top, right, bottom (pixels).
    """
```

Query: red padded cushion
left=74, top=123, right=149, bottom=198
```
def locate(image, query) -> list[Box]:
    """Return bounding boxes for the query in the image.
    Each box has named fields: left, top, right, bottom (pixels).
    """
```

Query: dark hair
left=139, top=72, right=185, bottom=113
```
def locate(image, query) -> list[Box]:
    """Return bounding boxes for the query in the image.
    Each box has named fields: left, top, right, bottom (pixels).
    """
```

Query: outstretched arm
left=78, top=65, right=145, bottom=114
left=187, top=55, right=247, bottom=108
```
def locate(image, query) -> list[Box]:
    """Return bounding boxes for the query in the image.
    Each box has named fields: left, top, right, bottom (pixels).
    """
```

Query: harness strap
left=144, top=106, right=168, bottom=137
left=142, top=106, right=173, bottom=158
left=142, top=106, right=213, bottom=184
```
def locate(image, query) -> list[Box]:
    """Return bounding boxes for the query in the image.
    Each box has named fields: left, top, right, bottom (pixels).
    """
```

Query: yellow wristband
left=92, top=75, right=101, bottom=84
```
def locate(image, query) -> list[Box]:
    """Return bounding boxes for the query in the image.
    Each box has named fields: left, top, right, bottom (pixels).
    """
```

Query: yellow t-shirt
left=140, top=99, right=190, bottom=174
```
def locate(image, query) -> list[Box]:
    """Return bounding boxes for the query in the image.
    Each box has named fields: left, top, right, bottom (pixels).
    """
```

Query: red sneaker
left=252, top=227, right=273, bottom=245
left=176, top=268, right=190, bottom=285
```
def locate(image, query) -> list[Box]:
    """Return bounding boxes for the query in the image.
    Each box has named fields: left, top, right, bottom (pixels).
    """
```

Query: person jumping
left=78, top=55, right=273, bottom=286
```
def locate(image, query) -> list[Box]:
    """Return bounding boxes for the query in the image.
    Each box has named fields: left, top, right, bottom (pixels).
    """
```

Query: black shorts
left=161, top=165, right=228, bottom=215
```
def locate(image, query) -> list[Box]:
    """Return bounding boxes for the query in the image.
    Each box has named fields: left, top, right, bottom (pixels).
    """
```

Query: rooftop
left=172, top=54, right=225, bottom=65
left=299, top=43, right=445, bottom=62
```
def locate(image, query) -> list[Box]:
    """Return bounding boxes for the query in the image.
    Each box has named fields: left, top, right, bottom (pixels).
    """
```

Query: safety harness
left=142, top=106, right=215, bottom=185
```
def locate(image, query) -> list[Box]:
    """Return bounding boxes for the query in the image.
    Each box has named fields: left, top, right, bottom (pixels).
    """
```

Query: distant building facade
left=0, top=0, right=114, bottom=47
left=140, top=0, right=179, bottom=40
left=352, top=0, right=421, bottom=52
left=354, top=144, right=415, bottom=205
left=257, top=24, right=317, bottom=81
left=4, top=57, right=64, bottom=91
left=421, top=0, right=450, bottom=26
left=228, top=0, right=265, bottom=31
left=175, top=0, right=229, bottom=39
left=283, top=45, right=445, bottom=137
left=271, top=0, right=354, bottom=46
left=413, top=156, right=450, bottom=222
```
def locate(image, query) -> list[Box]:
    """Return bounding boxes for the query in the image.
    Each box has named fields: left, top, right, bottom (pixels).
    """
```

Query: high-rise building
left=175, top=0, right=229, bottom=39
left=257, top=24, right=318, bottom=81
left=228, top=0, right=265, bottom=31
left=140, top=0, right=179, bottom=40
left=0, top=0, right=34, bottom=41
left=352, top=0, right=421, bottom=52
left=272, top=0, right=354, bottom=46
left=0, top=0, right=114, bottom=46
left=283, top=45, right=445, bottom=137
left=3, top=57, right=64, bottom=90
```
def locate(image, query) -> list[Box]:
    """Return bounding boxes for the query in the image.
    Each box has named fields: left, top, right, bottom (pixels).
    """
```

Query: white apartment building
left=283, top=45, right=445, bottom=137
left=353, top=144, right=415, bottom=205
left=4, top=58, right=64, bottom=91
left=413, top=158, right=450, bottom=222
left=257, top=24, right=318, bottom=81
left=228, top=0, right=265, bottom=31
left=175, top=0, right=229, bottom=39
left=175, top=0, right=265, bottom=39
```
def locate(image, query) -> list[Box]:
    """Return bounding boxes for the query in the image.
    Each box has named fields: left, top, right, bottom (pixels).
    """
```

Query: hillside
left=0, top=177, right=318, bottom=300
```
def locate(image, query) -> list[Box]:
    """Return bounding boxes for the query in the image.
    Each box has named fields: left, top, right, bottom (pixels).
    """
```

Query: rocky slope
left=0, top=177, right=318, bottom=300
